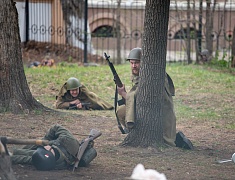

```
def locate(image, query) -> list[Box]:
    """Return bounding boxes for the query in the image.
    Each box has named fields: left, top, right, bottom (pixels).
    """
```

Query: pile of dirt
left=21, top=41, right=103, bottom=66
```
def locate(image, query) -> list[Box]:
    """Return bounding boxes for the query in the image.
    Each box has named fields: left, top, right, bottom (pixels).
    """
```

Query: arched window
left=92, top=25, right=117, bottom=37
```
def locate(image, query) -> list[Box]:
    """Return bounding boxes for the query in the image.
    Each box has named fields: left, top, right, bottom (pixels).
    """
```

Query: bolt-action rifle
left=68, top=102, right=91, bottom=110
left=104, top=53, right=123, bottom=88
left=104, top=52, right=127, bottom=134
left=104, top=52, right=125, bottom=106
left=73, top=129, right=102, bottom=172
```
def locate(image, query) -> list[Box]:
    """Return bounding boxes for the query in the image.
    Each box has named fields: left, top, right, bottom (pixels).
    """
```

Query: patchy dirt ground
left=1, top=110, right=235, bottom=180
left=1, top=44, right=235, bottom=179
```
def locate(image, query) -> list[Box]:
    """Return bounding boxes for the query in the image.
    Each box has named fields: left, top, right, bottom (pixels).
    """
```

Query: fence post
left=84, top=0, right=88, bottom=63
left=25, top=0, right=29, bottom=44
left=198, top=0, right=203, bottom=53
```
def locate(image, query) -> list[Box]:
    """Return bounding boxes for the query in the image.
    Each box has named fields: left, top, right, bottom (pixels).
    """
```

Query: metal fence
left=15, top=0, right=235, bottom=64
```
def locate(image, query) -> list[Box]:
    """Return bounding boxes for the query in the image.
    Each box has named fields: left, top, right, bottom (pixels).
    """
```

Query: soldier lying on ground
left=28, top=58, right=55, bottom=68
left=28, top=55, right=55, bottom=68
left=10, top=124, right=97, bottom=170
left=56, top=77, right=114, bottom=110
left=199, top=49, right=212, bottom=64
left=116, top=47, right=193, bottom=149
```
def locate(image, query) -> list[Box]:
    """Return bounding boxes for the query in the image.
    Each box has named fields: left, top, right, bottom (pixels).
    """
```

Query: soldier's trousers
left=11, top=148, right=35, bottom=165
left=116, top=91, right=176, bottom=147
left=116, top=90, right=136, bottom=128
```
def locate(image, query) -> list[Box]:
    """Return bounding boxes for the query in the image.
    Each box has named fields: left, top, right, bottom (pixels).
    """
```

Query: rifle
left=104, top=52, right=123, bottom=88
left=68, top=102, right=91, bottom=110
left=104, top=52, right=127, bottom=134
left=104, top=52, right=125, bottom=105
left=73, top=129, right=102, bottom=172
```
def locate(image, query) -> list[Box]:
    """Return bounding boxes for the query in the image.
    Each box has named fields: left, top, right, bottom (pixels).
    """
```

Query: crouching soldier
left=10, top=124, right=97, bottom=171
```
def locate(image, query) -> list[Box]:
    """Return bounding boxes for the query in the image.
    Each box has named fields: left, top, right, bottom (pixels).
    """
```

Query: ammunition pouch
left=79, top=147, right=97, bottom=167
left=117, top=99, right=125, bottom=106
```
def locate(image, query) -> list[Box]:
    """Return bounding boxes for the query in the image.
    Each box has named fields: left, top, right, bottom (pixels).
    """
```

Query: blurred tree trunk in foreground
left=122, top=0, right=170, bottom=147
left=0, top=0, right=48, bottom=114
left=0, top=141, right=17, bottom=180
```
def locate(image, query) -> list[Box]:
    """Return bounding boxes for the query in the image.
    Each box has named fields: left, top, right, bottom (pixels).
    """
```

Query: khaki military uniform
left=56, top=84, right=114, bottom=110
left=116, top=73, right=176, bottom=146
left=11, top=125, right=80, bottom=169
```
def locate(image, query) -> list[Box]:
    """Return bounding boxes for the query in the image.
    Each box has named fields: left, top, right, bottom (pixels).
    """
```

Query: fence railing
left=15, top=0, right=235, bottom=64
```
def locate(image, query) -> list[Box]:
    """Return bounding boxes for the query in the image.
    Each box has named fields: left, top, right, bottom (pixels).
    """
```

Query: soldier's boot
left=175, top=131, right=194, bottom=150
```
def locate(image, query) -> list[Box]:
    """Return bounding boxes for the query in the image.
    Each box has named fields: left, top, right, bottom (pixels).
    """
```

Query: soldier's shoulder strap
left=166, top=73, right=175, bottom=96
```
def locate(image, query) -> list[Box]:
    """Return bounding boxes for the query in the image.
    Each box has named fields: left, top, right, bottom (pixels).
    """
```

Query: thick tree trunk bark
left=122, top=0, right=170, bottom=147
left=0, top=0, right=47, bottom=113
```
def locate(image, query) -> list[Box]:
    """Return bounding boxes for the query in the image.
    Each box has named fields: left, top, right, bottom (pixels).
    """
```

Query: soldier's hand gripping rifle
left=104, top=52, right=127, bottom=134
left=73, top=129, right=102, bottom=172
left=68, top=102, right=91, bottom=110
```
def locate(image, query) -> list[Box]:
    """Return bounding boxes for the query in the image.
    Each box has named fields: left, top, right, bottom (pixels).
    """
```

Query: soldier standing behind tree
left=116, top=47, right=193, bottom=149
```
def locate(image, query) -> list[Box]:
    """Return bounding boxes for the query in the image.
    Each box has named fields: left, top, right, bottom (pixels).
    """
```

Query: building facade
left=15, top=0, right=235, bottom=62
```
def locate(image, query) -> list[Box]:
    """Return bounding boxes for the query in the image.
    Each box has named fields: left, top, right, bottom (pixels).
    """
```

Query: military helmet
left=201, top=49, right=209, bottom=56
left=127, top=47, right=142, bottom=61
left=32, top=146, right=56, bottom=171
left=66, top=77, right=82, bottom=90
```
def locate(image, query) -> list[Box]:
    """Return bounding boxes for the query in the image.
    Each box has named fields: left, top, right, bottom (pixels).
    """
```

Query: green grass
left=24, top=62, right=235, bottom=129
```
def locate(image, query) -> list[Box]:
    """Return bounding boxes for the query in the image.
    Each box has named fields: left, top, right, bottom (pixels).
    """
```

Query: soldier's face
left=70, top=88, right=79, bottom=97
left=44, top=145, right=55, bottom=156
left=130, top=60, right=140, bottom=76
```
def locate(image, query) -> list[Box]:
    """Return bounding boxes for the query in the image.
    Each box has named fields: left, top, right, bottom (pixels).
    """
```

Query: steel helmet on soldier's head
left=66, top=77, right=82, bottom=90
left=201, top=49, right=209, bottom=56
left=127, top=47, right=142, bottom=61
left=32, top=146, right=56, bottom=171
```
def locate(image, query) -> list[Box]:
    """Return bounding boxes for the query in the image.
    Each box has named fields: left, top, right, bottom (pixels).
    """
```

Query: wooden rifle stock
left=73, top=129, right=102, bottom=172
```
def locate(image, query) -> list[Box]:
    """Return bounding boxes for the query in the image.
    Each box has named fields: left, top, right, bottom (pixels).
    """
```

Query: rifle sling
left=52, top=145, right=74, bottom=165
left=114, top=85, right=126, bottom=134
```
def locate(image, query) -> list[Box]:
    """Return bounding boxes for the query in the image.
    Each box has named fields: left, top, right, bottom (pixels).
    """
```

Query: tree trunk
left=122, top=0, right=170, bottom=147
left=186, top=0, right=192, bottom=64
left=60, top=0, right=84, bottom=44
left=231, top=25, right=235, bottom=68
left=0, top=0, right=47, bottom=114
left=205, top=0, right=215, bottom=56
left=116, top=0, right=122, bottom=64
left=192, top=0, right=200, bottom=64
